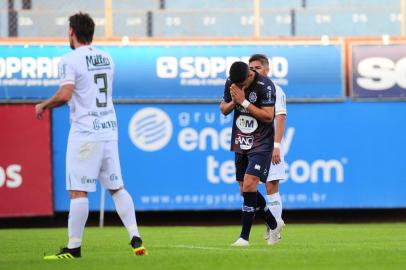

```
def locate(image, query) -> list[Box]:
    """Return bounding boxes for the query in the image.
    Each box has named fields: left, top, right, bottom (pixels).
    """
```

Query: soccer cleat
left=130, top=236, right=148, bottom=256
left=265, top=226, right=281, bottom=240
left=264, top=225, right=270, bottom=240
left=267, top=219, right=285, bottom=245
left=43, top=247, right=81, bottom=260
left=231, top=237, right=249, bottom=247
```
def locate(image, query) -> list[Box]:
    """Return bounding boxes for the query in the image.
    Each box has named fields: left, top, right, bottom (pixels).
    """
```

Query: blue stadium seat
left=165, top=0, right=253, bottom=10
left=153, top=10, right=254, bottom=37
left=17, top=10, right=106, bottom=38
left=30, top=0, right=101, bottom=12
left=0, top=9, right=5, bottom=38
left=261, top=10, right=292, bottom=36
left=0, top=0, right=6, bottom=9
left=261, top=0, right=302, bottom=9
left=113, top=11, right=147, bottom=37
left=296, top=7, right=400, bottom=36
left=306, top=0, right=399, bottom=8
left=112, top=0, right=159, bottom=11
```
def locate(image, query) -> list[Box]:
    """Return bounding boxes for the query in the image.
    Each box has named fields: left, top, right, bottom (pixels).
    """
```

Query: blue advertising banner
left=0, top=43, right=344, bottom=101
left=351, top=44, right=406, bottom=99
left=52, top=102, right=406, bottom=211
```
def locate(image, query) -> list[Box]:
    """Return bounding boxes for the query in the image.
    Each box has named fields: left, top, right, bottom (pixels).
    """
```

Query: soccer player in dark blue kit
left=220, top=61, right=284, bottom=246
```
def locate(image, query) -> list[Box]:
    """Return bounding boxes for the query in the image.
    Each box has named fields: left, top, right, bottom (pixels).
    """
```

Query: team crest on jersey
left=249, top=92, right=257, bottom=103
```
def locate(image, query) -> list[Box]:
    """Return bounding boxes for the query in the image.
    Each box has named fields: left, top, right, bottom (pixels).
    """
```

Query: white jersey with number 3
left=59, top=45, right=118, bottom=142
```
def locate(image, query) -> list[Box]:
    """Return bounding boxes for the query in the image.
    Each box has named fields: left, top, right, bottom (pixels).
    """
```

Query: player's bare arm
left=230, top=84, right=274, bottom=123
left=220, top=99, right=236, bottom=115
left=272, top=114, right=286, bottom=165
left=35, top=84, right=74, bottom=119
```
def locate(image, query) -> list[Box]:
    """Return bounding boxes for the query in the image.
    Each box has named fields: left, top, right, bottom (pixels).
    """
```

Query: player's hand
left=272, top=147, right=281, bottom=165
left=230, top=84, right=245, bottom=104
left=35, top=103, right=45, bottom=120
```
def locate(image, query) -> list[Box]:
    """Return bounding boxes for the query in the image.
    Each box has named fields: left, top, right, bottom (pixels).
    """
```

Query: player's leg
left=233, top=152, right=275, bottom=246
left=238, top=173, right=260, bottom=243
left=265, top=156, right=286, bottom=245
left=266, top=180, right=282, bottom=220
left=232, top=153, right=250, bottom=246
left=44, top=141, right=101, bottom=260
left=99, top=140, right=146, bottom=256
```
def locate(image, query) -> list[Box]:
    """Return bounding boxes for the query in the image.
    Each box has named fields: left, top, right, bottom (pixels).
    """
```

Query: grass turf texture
left=0, top=223, right=405, bottom=270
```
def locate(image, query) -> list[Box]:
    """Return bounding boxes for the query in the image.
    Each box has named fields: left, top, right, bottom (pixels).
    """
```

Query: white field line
left=154, top=244, right=272, bottom=252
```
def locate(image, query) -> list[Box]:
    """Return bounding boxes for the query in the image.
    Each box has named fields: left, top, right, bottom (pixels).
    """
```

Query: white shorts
left=267, top=143, right=287, bottom=182
left=66, top=140, right=124, bottom=192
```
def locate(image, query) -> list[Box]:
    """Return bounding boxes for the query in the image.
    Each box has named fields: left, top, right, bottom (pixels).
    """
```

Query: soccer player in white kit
left=249, top=54, right=287, bottom=243
left=36, top=13, right=146, bottom=259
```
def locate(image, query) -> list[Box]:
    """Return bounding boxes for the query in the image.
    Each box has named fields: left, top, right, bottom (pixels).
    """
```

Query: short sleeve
left=275, top=85, right=287, bottom=115
left=259, top=82, right=276, bottom=107
left=58, top=57, right=75, bottom=86
left=222, top=78, right=232, bottom=103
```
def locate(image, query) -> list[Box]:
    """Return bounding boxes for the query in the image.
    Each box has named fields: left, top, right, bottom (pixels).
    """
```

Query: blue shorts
left=234, top=152, right=272, bottom=183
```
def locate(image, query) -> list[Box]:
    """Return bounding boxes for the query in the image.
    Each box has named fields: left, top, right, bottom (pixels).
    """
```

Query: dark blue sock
left=240, top=192, right=257, bottom=241
left=256, top=191, right=266, bottom=211
left=265, top=208, right=277, bottom=230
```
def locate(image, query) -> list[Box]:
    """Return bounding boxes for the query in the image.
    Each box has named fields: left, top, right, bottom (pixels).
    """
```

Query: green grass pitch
left=0, top=223, right=405, bottom=270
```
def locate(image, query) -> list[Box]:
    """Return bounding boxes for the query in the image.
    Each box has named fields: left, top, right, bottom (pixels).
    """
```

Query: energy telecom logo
left=128, top=107, right=173, bottom=152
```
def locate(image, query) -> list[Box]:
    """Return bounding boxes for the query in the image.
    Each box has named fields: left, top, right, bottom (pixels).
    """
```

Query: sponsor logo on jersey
left=109, top=173, right=119, bottom=181
left=92, top=119, right=117, bottom=131
left=236, top=115, right=258, bottom=134
left=86, top=54, right=111, bottom=71
left=129, top=107, right=173, bottom=152
left=235, top=134, right=253, bottom=150
left=80, top=176, right=96, bottom=184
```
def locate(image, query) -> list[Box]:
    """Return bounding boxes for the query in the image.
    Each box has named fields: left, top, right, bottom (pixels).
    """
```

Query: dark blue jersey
left=223, top=72, right=276, bottom=154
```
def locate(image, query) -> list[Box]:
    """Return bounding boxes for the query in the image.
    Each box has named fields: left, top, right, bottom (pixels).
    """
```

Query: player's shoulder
left=60, top=49, right=77, bottom=65
left=256, top=73, right=275, bottom=92
left=225, top=77, right=232, bottom=86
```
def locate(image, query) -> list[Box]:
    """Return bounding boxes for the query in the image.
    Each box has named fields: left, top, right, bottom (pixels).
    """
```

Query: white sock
left=68, top=197, right=89, bottom=249
left=112, top=189, right=140, bottom=239
left=267, top=192, right=283, bottom=220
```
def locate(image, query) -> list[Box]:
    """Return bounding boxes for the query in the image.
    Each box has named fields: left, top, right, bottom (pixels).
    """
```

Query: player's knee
left=69, top=190, right=88, bottom=199
left=109, top=187, right=124, bottom=196
left=266, top=181, right=279, bottom=195
left=242, top=175, right=258, bottom=192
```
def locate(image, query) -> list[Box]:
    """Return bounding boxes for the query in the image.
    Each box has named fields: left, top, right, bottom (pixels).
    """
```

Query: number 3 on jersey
left=95, top=73, right=108, bottom=107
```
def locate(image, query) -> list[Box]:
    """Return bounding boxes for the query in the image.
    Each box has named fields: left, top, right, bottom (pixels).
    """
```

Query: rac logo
left=128, top=107, right=173, bottom=152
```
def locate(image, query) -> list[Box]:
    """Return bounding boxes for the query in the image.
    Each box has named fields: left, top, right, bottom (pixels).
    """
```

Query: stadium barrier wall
left=0, top=104, right=53, bottom=217
left=1, top=38, right=405, bottom=215
left=52, top=102, right=406, bottom=211
left=349, top=42, right=406, bottom=100
left=0, top=42, right=344, bottom=102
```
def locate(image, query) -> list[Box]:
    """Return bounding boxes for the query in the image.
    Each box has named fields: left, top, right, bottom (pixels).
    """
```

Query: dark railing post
left=8, top=0, right=18, bottom=37
left=147, top=11, right=153, bottom=37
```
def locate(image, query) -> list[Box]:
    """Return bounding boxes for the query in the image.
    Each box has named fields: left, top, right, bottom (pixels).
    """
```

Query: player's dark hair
left=229, top=61, right=249, bottom=84
left=69, top=12, right=95, bottom=44
left=249, top=54, right=269, bottom=67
